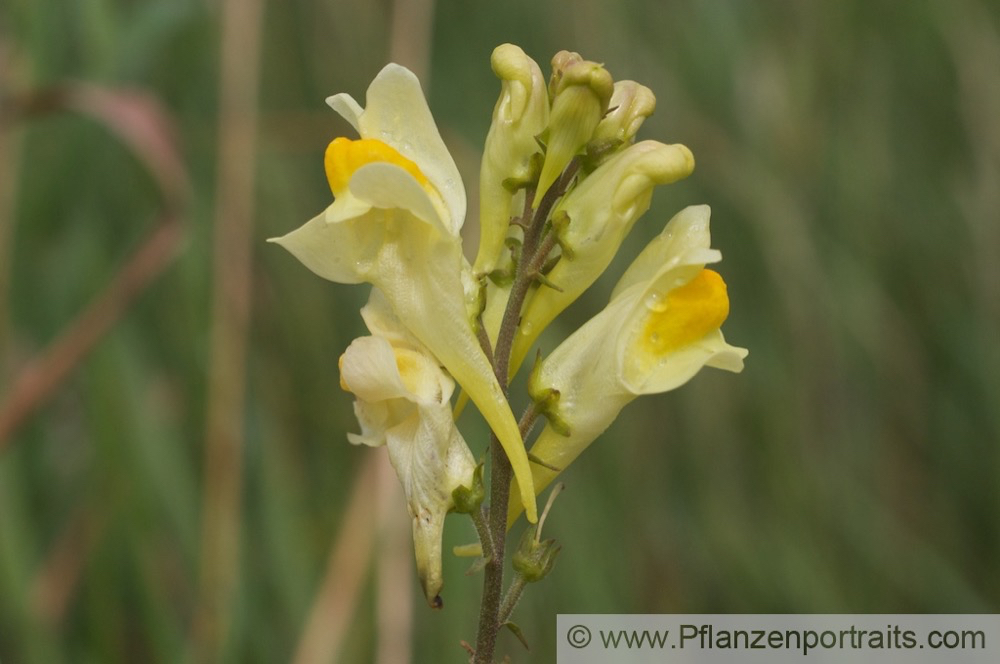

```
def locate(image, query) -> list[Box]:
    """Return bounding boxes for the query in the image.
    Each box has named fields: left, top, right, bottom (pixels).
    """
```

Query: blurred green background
left=1, top=0, right=998, bottom=661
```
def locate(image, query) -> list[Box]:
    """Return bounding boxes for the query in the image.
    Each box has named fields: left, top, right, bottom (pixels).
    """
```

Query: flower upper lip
left=327, top=63, right=467, bottom=235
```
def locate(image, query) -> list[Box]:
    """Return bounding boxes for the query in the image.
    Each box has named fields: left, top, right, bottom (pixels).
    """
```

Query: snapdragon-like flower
left=270, top=64, right=538, bottom=522
left=339, top=299, right=475, bottom=605
left=508, top=205, right=748, bottom=524
left=474, top=44, right=549, bottom=276
left=504, top=139, right=695, bottom=378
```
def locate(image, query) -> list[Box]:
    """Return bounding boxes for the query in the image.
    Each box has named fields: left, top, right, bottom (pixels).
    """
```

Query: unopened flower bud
left=588, top=80, right=656, bottom=166
left=508, top=140, right=695, bottom=378
left=475, top=44, right=550, bottom=275
left=536, top=55, right=614, bottom=201
left=547, top=50, right=585, bottom=99
left=451, top=461, right=486, bottom=514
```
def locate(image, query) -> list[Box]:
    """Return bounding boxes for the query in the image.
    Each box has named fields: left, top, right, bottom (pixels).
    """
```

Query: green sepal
left=501, top=176, right=525, bottom=193
left=453, top=542, right=484, bottom=557
left=451, top=461, right=486, bottom=514
left=528, top=357, right=572, bottom=436
left=504, top=235, right=523, bottom=259
left=533, top=387, right=570, bottom=436
left=486, top=236, right=521, bottom=287
left=488, top=267, right=515, bottom=288
left=501, top=152, right=544, bottom=193
left=549, top=210, right=575, bottom=261
left=534, top=130, right=549, bottom=152
left=473, top=276, right=489, bottom=322
left=539, top=252, right=561, bottom=276
left=512, top=525, right=562, bottom=583
left=532, top=271, right=564, bottom=292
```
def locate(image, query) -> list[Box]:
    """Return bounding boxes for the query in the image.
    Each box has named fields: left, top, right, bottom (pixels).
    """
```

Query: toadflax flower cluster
left=270, top=44, right=747, bottom=606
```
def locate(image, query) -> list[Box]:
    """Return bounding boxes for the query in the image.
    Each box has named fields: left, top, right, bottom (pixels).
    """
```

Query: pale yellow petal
left=610, top=205, right=716, bottom=300
left=592, top=80, right=656, bottom=146
left=347, top=400, right=391, bottom=447
left=384, top=402, right=476, bottom=604
left=357, top=64, right=466, bottom=234
left=349, top=162, right=444, bottom=229
left=326, top=92, right=363, bottom=132
left=623, top=328, right=747, bottom=395
left=267, top=208, right=366, bottom=285
left=360, top=288, right=425, bottom=353
left=339, top=336, right=409, bottom=402
left=475, top=44, right=549, bottom=275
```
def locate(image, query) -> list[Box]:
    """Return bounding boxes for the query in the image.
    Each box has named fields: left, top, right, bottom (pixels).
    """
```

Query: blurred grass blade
left=293, top=454, right=381, bottom=664
left=0, top=80, right=189, bottom=448
left=191, top=0, right=265, bottom=658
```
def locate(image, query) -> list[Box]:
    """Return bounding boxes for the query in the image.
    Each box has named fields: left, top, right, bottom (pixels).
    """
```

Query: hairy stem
left=473, top=160, right=578, bottom=663
left=470, top=506, right=494, bottom=561
left=497, top=575, right=528, bottom=626
left=473, top=436, right=513, bottom=663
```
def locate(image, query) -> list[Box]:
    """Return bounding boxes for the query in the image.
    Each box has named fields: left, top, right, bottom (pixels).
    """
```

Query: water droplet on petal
left=645, top=291, right=667, bottom=312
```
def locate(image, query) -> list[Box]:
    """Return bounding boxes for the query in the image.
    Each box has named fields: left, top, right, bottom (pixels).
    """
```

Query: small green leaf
left=504, top=622, right=531, bottom=651
left=465, top=556, right=492, bottom=576
left=527, top=453, right=561, bottom=472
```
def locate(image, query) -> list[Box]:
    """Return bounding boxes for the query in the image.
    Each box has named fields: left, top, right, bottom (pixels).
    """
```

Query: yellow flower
left=589, top=80, right=657, bottom=161
left=508, top=205, right=748, bottom=525
left=536, top=52, right=614, bottom=201
left=474, top=44, right=550, bottom=276
left=270, top=64, right=538, bottom=523
left=339, top=302, right=475, bottom=605
left=504, top=139, right=695, bottom=379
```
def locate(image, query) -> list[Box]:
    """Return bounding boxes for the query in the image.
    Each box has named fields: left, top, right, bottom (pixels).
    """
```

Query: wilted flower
left=339, top=308, right=475, bottom=605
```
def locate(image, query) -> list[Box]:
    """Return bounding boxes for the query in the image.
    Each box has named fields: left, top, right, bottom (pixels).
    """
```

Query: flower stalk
left=472, top=156, right=579, bottom=663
